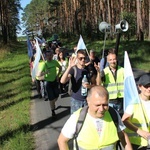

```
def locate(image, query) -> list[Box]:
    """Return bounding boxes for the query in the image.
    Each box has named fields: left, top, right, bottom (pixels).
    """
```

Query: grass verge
left=0, top=42, right=34, bottom=150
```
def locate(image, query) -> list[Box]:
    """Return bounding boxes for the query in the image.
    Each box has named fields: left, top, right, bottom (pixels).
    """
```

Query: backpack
left=74, top=106, right=122, bottom=150
left=68, top=66, right=77, bottom=95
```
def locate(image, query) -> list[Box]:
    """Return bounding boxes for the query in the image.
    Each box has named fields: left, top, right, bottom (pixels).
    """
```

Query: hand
left=45, top=69, right=50, bottom=74
left=94, top=62, right=100, bottom=72
left=82, top=82, right=90, bottom=88
left=137, top=128, right=150, bottom=140
left=68, top=56, right=77, bottom=67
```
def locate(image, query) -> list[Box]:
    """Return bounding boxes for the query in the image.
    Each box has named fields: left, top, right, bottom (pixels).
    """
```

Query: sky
left=17, top=0, right=32, bottom=36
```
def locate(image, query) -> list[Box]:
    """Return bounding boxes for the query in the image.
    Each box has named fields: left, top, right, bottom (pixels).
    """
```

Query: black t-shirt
left=69, top=66, right=90, bottom=101
left=87, top=56, right=100, bottom=76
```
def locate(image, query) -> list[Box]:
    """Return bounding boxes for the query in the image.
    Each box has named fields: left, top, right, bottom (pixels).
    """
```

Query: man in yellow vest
left=58, top=85, right=132, bottom=150
left=97, top=48, right=124, bottom=115
left=122, top=73, right=150, bottom=150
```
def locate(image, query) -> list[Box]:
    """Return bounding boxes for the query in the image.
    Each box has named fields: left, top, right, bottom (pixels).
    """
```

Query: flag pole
left=85, top=48, right=90, bottom=59
left=41, top=52, right=45, bottom=61
left=123, top=51, right=148, bottom=127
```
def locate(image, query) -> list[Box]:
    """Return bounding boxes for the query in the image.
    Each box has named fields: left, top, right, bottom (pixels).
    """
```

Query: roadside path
left=30, top=87, right=71, bottom=150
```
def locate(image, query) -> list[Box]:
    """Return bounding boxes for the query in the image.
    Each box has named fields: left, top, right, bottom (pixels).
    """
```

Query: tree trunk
left=136, top=0, right=144, bottom=41
left=148, top=1, right=150, bottom=40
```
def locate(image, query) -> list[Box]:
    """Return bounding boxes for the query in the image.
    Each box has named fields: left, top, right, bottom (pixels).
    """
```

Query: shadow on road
left=31, top=105, right=70, bottom=132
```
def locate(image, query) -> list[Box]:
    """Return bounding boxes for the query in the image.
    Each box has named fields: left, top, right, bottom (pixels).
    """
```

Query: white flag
left=124, top=51, right=140, bottom=111
left=77, top=35, right=87, bottom=51
left=32, top=39, right=42, bottom=79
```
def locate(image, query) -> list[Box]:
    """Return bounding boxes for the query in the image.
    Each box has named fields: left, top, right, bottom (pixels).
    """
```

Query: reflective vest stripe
left=108, top=90, right=124, bottom=95
left=77, top=144, right=115, bottom=150
left=104, top=66, right=124, bottom=99
left=104, top=82, right=124, bottom=87
left=125, top=104, right=149, bottom=146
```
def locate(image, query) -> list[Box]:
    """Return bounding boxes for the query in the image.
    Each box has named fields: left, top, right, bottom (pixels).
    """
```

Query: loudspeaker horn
left=115, top=20, right=129, bottom=32
left=99, top=22, right=111, bottom=33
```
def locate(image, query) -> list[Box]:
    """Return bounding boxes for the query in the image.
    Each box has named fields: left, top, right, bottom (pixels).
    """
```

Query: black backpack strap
left=108, top=106, right=122, bottom=150
left=108, top=106, right=118, bottom=128
left=74, top=106, right=88, bottom=150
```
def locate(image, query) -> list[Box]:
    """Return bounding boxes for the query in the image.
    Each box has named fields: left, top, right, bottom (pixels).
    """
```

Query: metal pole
left=115, top=32, right=121, bottom=56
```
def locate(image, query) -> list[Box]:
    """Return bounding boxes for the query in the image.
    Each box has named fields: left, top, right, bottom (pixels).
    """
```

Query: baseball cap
left=138, top=74, right=150, bottom=86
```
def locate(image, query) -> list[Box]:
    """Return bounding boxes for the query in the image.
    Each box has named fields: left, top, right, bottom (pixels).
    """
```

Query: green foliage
left=120, top=11, right=137, bottom=40
left=61, top=37, right=150, bottom=72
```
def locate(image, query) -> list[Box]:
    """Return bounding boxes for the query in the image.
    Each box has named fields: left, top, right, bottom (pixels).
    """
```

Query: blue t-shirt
left=69, top=66, right=90, bottom=101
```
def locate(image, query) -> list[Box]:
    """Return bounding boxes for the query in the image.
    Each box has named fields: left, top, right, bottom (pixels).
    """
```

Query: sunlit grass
left=0, top=42, right=34, bottom=150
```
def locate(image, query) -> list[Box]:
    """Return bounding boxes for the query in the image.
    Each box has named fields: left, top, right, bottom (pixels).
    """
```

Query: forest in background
left=0, top=0, right=150, bottom=44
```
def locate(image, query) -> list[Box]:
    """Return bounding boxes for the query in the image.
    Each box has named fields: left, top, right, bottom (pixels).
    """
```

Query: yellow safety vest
left=103, top=66, right=124, bottom=99
left=74, top=109, right=119, bottom=150
left=36, top=61, right=45, bottom=80
left=125, top=104, right=150, bottom=146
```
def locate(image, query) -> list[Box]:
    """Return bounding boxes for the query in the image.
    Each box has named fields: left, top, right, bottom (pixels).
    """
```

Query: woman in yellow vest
left=122, top=74, right=150, bottom=150
left=58, top=86, right=132, bottom=150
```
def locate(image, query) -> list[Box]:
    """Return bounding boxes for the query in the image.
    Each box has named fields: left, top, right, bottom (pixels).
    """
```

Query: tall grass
left=0, top=42, right=34, bottom=150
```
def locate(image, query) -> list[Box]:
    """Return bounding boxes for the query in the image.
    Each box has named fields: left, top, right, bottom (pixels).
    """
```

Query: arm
left=85, top=61, right=91, bottom=66
left=96, top=71, right=102, bottom=85
left=36, top=62, right=48, bottom=80
left=58, top=113, right=77, bottom=150
left=60, top=65, right=72, bottom=84
left=122, top=112, right=150, bottom=140
left=60, top=57, right=76, bottom=84
left=56, top=65, right=62, bottom=81
left=57, top=133, right=70, bottom=150
left=118, top=130, right=133, bottom=150
left=94, top=62, right=103, bottom=85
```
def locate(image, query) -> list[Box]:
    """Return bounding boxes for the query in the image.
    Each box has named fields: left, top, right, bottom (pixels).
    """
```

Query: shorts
left=45, top=80, right=59, bottom=101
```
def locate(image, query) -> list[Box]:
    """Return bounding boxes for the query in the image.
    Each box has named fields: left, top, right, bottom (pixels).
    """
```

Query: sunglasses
left=78, top=57, right=86, bottom=61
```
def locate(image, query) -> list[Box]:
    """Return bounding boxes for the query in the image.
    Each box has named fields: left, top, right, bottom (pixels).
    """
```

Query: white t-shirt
left=125, top=99, right=150, bottom=121
left=61, top=111, right=126, bottom=139
left=60, top=61, right=68, bottom=73
left=53, top=54, right=58, bottom=60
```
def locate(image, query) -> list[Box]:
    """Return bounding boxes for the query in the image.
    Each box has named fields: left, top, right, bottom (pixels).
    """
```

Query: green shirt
left=40, top=60, right=60, bottom=82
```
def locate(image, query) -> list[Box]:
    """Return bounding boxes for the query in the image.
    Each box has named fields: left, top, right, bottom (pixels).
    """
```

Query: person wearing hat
left=122, top=73, right=150, bottom=150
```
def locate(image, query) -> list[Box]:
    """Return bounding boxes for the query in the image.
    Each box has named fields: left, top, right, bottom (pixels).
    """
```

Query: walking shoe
left=52, top=110, right=56, bottom=118
left=38, top=94, right=42, bottom=99
left=44, top=98, right=48, bottom=101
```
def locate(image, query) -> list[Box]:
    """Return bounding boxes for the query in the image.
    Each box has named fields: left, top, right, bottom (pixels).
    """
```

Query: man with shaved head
left=58, top=86, right=132, bottom=150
